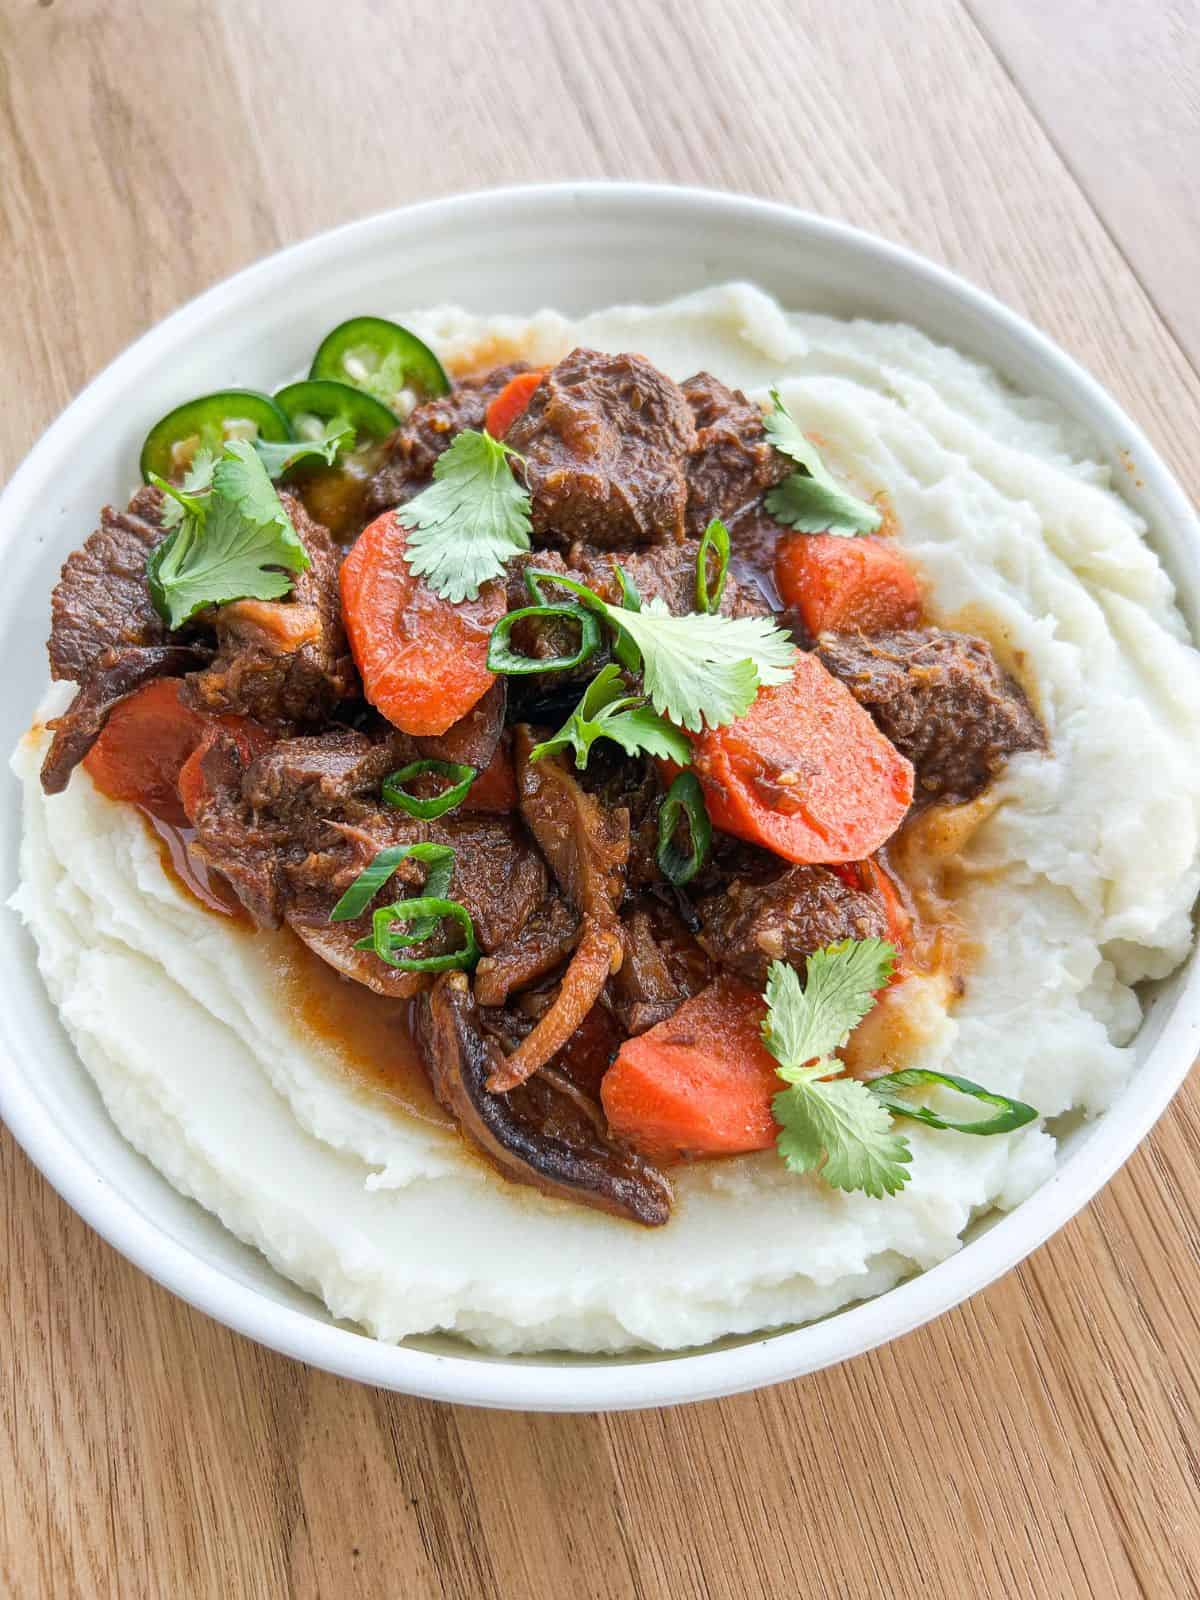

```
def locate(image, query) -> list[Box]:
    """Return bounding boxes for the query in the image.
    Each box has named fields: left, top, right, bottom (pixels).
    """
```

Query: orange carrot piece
left=177, top=717, right=273, bottom=823
left=340, top=510, right=504, bottom=737
left=601, top=975, right=779, bottom=1160
left=485, top=370, right=546, bottom=439
left=691, top=653, right=914, bottom=864
left=83, top=679, right=212, bottom=827
left=774, top=532, right=922, bottom=637
left=461, top=739, right=518, bottom=812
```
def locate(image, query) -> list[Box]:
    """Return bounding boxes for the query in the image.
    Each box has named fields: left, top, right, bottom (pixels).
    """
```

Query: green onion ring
left=353, top=896, right=480, bottom=973
left=656, top=771, right=712, bottom=887
left=867, top=1069, right=1038, bottom=1135
left=329, top=842, right=455, bottom=940
left=382, top=759, right=476, bottom=820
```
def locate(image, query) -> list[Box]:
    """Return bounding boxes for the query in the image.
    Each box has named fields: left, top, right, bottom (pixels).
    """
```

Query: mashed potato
left=12, top=285, right=1200, bottom=1354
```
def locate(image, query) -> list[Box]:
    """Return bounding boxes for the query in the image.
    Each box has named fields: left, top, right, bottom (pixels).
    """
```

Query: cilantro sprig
left=529, top=664, right=692, bottom=769
left=763, top=942, right=1039, bottom=1198
left=763, top=390, right=883, bottom=536
left=515, top=569, right=796, bottom=733
left=764, top=944, right=912, bottom=1198
left=400, top=429, right=532, bottom=603
left=147, top=439, right=310, bottom=630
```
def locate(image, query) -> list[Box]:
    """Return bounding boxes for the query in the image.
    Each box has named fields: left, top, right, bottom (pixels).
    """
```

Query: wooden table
left=3, top=2, right=1199, bottom=1594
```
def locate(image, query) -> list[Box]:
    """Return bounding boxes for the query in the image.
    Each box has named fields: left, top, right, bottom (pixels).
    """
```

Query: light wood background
left=3, top=1, right=1199, bottom=1595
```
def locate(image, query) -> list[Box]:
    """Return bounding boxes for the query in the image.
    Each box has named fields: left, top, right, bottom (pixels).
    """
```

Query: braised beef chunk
left=48, top=486, right=168, bottom=682
left=816, top=627, right=1046, bottom=803
left=440, top=816, right=547, bottom=952
left=41, top=486, right=198, bottom=793
left=681, top=373, right=789, bottom=537
left=414, top=680, right=506, bottom=771
left=362, top=363, right=529, bottom=519
left=186, top=723, right=545, bottom=997
left=418, top=973, right=671, bottom=1225
left=607, top=906, right=714, bottom=1035
left=505, top=349, right=697, bottom=549
left=183, top=724, right=287, bottom=927
left=41, top=642, right=210, bottom=795
left=241, top=728, right=409, bottom=829
left=473, top=892, right=581, bottom=1008
left=184, top=493, right=356, bottom=729
left=697, top=864, right=888, bottom=989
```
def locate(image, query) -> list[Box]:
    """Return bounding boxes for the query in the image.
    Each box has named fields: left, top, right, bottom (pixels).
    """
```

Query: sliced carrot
left=340, top=510, right=505, bottom=737
left=177, top=717, right=273, bottom=823
left=485, top=370, right=546, bottom=439
left=775, top=532, right=922, bottom=637
left=461, top=739, right=518, bottom=812
left=691, top=652, right=914, bottom=864
left=83, top=679, right=212, bottom=827
left=601, top=975, right=779, bottom=1160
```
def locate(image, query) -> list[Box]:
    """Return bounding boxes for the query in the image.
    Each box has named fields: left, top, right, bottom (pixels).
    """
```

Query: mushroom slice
left=418, top=973, right=672, bottom=1227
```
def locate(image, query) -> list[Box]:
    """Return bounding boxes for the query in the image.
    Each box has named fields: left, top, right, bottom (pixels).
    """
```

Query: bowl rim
left=3, top=180, right=1199, bottom=1412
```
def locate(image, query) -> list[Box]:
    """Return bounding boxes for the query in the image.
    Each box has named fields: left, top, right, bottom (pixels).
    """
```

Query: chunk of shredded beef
left=816, top=627, right=1046, bottom=803
left=184, top=493, right=356, bottom=729
left=681, top=372, right=790, bottom=537
left=696, top=864, right=888, bottom=989
left=504, top=348, right=697, bottom=549
left=184, top=725, right=546, bottom=996
left=40, top=487, right=214, bottom=792
left=362, top=363, right=530, bottom=519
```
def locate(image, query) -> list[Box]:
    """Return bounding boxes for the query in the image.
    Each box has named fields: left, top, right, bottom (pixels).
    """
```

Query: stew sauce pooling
left=42, top=342, right=1046, bottom=1226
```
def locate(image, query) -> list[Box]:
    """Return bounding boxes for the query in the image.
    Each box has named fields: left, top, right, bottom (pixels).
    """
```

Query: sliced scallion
left=867, top=1069, right=1038, bottom=1136
left=656, top=771, right=712, bottom=887
left=382, top=759, right=476, bottom=820
left=329, top=842, right=455, bottom=941
left=354, top=896, right=480, bottom=973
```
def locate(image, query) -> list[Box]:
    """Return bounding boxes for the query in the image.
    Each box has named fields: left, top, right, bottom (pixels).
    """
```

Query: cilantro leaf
left=152, top=449, right=216, bottom=530
left=605, top=596, right=796, bottom=732
left=763, top=390, right=882, bottom=536
left=210, top=439, right=301, bottom=543
left=253, top=421, right=354, bottom=479
left=773, top=1077, right=912, bottom=1198
left=401, top=429, right=532, bottom=602
left=529, top=664, right=693, bottom=769
left=761, top=946, right=910, bottom=1198
left=763, top=941, right=896, bottom=1068
left=147, top=439, right=310, bottom=630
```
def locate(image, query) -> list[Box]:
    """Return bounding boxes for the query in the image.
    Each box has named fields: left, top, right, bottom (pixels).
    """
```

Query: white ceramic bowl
left=2, top=183, right=1198, bottom=1412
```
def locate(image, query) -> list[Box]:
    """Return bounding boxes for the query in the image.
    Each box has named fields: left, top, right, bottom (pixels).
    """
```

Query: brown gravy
left=146, top=816, right=449, bottom=1127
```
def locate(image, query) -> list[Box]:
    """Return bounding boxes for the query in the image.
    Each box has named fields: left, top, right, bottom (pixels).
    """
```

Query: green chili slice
left=382, top=760, right=476, bottom=820
left=613, top=562, right=643, bottom=612
left=656, top=771, right=712, bottom=887
left=867, top=1069, right=1039, bottom=1136
left=354, top=896, right=479, bottom=973
left=140, top=389, right=291, bottom=483
left=696, top=518, right=731, bottom=614
left=274, top=378, right=399, bottom=443
left=523, top=567, right=642, bottom=671
left=487, top=603, right=602, bottom=675
left=310, top=316, right=450, bottom=406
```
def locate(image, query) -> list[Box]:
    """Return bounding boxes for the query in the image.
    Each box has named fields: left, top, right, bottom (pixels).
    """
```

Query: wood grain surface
left=2, top=1, right=1199, bottom=1595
